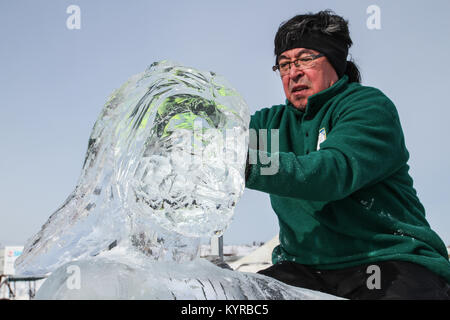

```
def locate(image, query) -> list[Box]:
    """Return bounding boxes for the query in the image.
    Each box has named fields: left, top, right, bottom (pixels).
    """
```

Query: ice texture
left=35, top=246, right=343, bottom=300
left=15, top=61, right=250, bottom=276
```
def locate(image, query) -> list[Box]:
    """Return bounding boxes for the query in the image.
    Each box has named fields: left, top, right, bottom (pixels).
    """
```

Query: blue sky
left=1, top=0, right=449, bottom=246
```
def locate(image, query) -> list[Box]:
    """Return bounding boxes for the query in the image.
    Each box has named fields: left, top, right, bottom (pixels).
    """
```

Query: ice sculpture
left=15, top=61, right=250, bottom=276
left=35, top=247, right=343, bottom=300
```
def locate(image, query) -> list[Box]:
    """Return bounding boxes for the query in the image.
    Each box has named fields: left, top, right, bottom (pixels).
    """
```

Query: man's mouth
left=291, top=85, right=309, bottom=93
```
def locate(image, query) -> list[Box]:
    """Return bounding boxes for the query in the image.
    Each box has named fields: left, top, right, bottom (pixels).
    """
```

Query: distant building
left=0, top=246, right=46, bottom=300
left=0, top=246, right=24, bottom=275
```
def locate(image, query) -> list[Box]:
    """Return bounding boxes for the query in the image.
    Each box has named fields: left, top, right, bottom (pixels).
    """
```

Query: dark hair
left=274, top=10, right=361, bottom=83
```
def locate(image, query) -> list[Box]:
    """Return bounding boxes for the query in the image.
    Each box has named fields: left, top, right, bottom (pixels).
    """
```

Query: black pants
left=257, top=260, right=450, bottom=300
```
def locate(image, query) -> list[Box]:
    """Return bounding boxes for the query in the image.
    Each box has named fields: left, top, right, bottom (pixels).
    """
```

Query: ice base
left=35, top=246, right=343, bottom=300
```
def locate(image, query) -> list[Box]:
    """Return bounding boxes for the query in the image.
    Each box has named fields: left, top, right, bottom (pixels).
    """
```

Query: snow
left=228, top=236, right=280, bottom=273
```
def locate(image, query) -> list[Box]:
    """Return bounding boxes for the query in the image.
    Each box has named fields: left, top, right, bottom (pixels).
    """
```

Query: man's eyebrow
left=295, top=49, right=314, bottom=57
left=278, top=49, right=315, bottom=61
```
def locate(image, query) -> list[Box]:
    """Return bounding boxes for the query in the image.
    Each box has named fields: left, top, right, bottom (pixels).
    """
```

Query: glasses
left=272, top=53, right=325, bottom=76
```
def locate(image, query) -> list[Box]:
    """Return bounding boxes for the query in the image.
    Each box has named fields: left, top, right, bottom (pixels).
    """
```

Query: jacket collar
left=286, top=75, right=349, bottom=118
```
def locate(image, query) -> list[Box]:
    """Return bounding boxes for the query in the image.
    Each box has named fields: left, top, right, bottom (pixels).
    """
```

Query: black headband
left=275, top=32, right=349, bottom=78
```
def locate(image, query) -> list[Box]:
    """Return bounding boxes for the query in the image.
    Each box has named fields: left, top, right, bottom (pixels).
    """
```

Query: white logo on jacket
left=317, top=128, right=327, bottom=150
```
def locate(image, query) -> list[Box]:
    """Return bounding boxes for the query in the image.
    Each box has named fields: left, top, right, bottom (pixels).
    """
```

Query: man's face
left=278, top=48, right=339, bottom=110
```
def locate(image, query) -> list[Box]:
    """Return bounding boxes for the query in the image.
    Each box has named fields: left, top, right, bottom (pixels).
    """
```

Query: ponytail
left=344, top=60, right=361, bottom=83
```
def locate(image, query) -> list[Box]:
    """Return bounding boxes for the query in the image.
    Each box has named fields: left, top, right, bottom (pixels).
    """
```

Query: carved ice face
left=102, top=61, right=249, bottom=237
left=16, top=61, right=249, bottom=275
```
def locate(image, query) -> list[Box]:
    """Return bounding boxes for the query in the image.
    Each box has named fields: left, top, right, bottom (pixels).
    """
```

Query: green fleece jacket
left=246, top=75, right=450, bottom=283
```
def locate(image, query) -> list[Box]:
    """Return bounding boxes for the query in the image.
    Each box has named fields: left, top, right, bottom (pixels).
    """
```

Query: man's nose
left=289, top=65, right=305, bottom=80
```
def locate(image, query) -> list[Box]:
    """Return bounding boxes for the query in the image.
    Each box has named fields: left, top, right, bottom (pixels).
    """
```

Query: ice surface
left=35, top=246, right=343, bottom=300
left=15, top=61, right=249, bottom=276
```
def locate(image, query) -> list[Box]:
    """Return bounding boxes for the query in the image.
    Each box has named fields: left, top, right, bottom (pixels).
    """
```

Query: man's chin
left=289, top=99, right=307, bottom=111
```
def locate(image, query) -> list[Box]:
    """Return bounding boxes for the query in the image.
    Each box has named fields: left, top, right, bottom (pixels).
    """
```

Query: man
left=245, top=10, right=450, bottom=299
